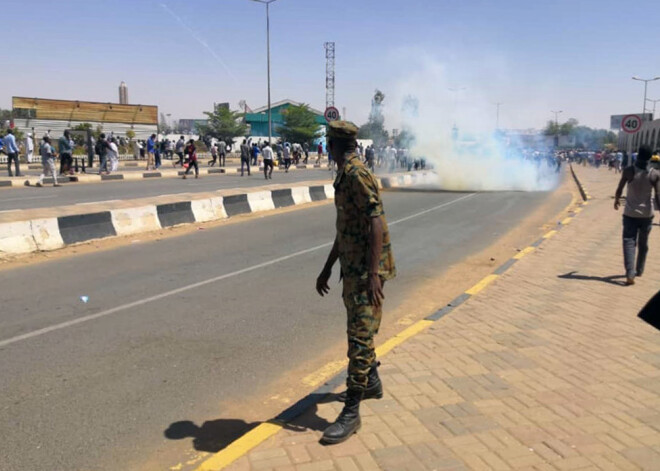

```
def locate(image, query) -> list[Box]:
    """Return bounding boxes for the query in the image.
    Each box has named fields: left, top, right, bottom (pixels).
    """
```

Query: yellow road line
left=561, top=217, right=573, bottom=225
left=375, top=320, right=433, bottom=357
left=513, top=246, right=535, bottom=260
left=194, top=422, right=282, bottom=471
left=302, top=360, right=346, bottom=387
left=543, top=230, right=558, bottom=239
left=573, top=208, right=582, bottom=214
left=465, top=274, right=499, bottom=295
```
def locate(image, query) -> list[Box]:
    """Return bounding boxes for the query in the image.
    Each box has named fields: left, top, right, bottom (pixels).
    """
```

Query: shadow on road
left=557, top=271, right=627, bottom=286
left=164, top=418, right=259, bottom=453
left=164, top=393, right=338, bottom=454
left=638, top=289, right=660, bottom=331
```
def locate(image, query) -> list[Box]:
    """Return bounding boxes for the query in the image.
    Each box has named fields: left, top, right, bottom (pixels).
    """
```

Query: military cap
left=327, top=120, right=359, bottom=140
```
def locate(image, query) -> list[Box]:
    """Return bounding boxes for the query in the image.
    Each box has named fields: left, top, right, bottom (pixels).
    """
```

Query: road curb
left=191, top=174, right=589, bottom=471
left=570, top=163, right=589, bottom=201
left=0, top=163, right=327, bottom=189
left=0, top=172, right=433, bottom=257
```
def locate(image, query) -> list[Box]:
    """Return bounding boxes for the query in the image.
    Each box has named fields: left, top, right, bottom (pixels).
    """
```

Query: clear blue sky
left=3, top=0, right=660, bottom=130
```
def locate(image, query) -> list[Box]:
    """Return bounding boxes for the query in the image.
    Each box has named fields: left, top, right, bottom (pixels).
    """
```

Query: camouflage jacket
left=334, top=153, right=396, bottom=281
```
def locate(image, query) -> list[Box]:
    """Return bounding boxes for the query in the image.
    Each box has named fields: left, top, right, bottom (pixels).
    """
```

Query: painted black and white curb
left=0, top=173, right=433, bottom=256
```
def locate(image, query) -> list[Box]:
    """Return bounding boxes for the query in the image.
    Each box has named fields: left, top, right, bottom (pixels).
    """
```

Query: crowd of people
left=552, top=148, right=660, bottom=173
left=2, top=128, right=438, bottom=187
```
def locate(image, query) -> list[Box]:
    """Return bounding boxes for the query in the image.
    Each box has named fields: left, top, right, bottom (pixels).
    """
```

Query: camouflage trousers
left=343, top=277, right=384, bottom=391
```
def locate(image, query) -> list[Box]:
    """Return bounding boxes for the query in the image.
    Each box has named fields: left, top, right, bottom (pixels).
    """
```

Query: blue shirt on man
left=4, top=133, right=18, bottom=154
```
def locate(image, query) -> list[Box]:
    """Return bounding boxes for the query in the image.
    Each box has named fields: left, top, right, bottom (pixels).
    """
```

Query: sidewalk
left=204, top=167, right=660, bottom=471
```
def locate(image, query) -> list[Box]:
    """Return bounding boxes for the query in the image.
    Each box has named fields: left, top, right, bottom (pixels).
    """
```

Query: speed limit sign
left=621, top=114, right=642, bottom=134
left=324, top=106, right=340, bottom=122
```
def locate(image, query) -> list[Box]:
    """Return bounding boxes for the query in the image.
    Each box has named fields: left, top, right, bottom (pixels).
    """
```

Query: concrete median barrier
left=111, top=206, right=161, bottom=236
left=0, top=171, right=432, bottom=257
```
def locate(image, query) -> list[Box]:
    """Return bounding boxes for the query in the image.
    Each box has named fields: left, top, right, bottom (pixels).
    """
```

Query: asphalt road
left=0, top=187, right=562, bottom=471
left=0, top=169, right=333, bottom=211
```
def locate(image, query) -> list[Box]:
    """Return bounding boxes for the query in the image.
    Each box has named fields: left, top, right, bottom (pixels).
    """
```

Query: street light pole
left=494, top=102, right=502, bottom=129
left=646, top=98, right=660, bottom=118
left=251, top=0, right=278, bottom=145
left=632, top=76, right=660, bottom=115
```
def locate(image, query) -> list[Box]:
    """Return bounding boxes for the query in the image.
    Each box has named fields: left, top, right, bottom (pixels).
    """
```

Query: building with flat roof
left=244, top=99, right=327, bottom=138
left=11, top=96, right=158, bottom=139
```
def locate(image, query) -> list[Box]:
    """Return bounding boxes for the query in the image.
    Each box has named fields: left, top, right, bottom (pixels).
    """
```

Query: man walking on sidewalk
left=4, top=129, right=22, bottom=177
left=240, top=139, right=251, bottom=176
left=316, top=121, right=396, bottom=445
left=217, top=139, right=227, bottom=167
left=36, top=136, right=60, bottom=187
left=262, top=142, right=274, bottom=179
left=58, top=130, right=73, bottom=175
left=614, top=145, right=660, bottom=285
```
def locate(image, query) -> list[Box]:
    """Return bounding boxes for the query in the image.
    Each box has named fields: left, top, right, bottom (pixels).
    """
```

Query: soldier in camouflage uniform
left=316, top=120, right=396, bottom=444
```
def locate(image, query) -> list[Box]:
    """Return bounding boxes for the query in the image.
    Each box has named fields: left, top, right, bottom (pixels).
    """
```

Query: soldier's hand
left=614, top=200, right=620, bottom=210
left=316, top=269, right=331, bottom=296
left=368, top=274, right=384, bottom=308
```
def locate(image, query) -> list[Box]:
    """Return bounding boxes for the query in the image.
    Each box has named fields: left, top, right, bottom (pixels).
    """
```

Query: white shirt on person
left=262, top=146, right=274, bottom=160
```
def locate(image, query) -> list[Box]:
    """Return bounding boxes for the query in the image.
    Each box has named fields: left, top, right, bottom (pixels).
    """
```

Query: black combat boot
left=321, top=388, right=362, bottom=445
left=336, top=362, right=382, bottom=402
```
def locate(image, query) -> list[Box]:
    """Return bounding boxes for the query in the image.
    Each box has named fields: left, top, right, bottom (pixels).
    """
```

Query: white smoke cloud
left=382, top=52, right=559, bottom=192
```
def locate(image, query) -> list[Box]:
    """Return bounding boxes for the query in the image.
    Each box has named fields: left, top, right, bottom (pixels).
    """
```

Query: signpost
left=621, top=114, right=642, bottom=134
left=324, top=106, right=340, bottom=122
left=621, top=114, right=643, bottom=154
left=611, top=113, right=652, bottom=130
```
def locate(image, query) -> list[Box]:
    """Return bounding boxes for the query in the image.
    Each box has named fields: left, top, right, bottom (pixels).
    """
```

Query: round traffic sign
left=621, top=114, right=642, bottom=134
left=324, top=106, right=340, bottom=122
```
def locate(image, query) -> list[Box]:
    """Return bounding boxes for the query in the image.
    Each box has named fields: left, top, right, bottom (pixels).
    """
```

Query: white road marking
left=76, top=200, right=120, bottom=205
left=0, top=192, right=477, bottom=349
left=0, top=195, right=53, bottom=203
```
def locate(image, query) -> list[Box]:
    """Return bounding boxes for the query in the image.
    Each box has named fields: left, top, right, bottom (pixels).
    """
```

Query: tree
left=196, top=106, right=248, bottom=146
left=358, top=89, right=389, bottom=147
left=394, top=128, right=415, bottom=149
left=70, top=123, right=103, bottom=147
left=126, top=130, right=136, bottom=142
left=1, top=127, right=24, bottom=142
left=0, top=107, right=11, bottom=123
left=544, top=118, right=577, bottom=136
left=276, top=104, right=322, bottom=144
left=544, top=117, right=618, bottom=149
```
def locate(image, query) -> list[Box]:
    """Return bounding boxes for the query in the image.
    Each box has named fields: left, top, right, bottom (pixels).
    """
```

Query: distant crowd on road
left=551, top=148, right=660, bottom=173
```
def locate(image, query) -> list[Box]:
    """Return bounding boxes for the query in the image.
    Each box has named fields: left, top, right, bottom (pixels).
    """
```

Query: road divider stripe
left=466, top=274, right=499, bottom=295
left=376, top=320, right=434, bottom=358
left=561, top=217, right=573, bottom=225
left=513, top=246, right=535, bottom=260
left=195, top=422, right=283, bottom=471
left=302, top=360, right=347, bottom=387
left=543, top=230, right=558, bottom=239
left=0, top=172, right=440, bottom=258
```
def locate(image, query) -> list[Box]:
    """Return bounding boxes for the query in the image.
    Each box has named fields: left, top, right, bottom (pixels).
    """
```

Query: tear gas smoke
left=384, top=56, right=559, bottom=192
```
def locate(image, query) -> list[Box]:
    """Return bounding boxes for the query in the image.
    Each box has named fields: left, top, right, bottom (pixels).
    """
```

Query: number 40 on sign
left=622, top=114, right=642, bottom=134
